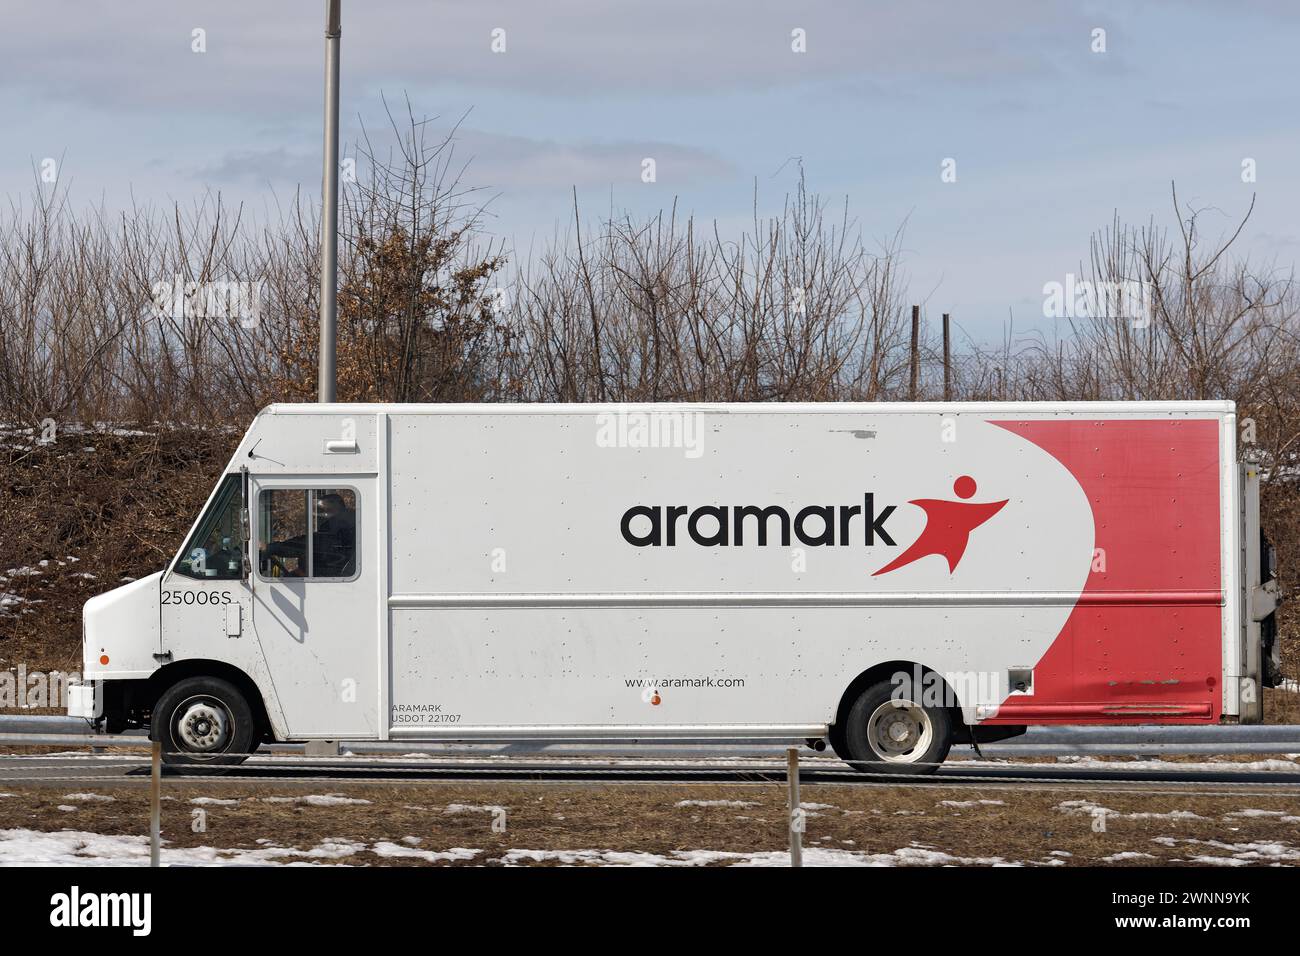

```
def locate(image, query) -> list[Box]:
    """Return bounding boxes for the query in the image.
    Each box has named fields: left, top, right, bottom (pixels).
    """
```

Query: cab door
left=249, top=476, right=379, bottom=738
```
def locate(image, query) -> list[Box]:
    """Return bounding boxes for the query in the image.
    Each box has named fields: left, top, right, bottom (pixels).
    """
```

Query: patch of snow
left=61, top=793, right=114, bottom=803
left=939, top=799, right=1006, bottom=808
left=1154, top=837, right=1300, bottom=865
left=492, top=844, right=1018, bottom=867
left=189, top=797, right=239, bottom=806
left=0, top=829, right=366, bottom=866
left=1224, top=809, right=1300, bottom=823
left=0, top=592, right=31, bottom=616
left=675, top=799, right=759, bottom=808
left=260, top=794, right=371, bottom=807
left=298, top=795, right=371, bottom=807
left=1101, top=851, right=1155, bottom=862
left=262, top=840, right=366, bottom=861
left=371, top=843, right=480, bottom=862
left=1055, top=800, right=1207, bottom=821
left=443, top=803, right=504, bottom=814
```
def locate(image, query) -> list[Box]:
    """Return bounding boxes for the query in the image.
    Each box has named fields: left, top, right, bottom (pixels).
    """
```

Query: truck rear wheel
left=841, top=679, right=951, bottom=774
left=152, top=676, right=255, bottom=767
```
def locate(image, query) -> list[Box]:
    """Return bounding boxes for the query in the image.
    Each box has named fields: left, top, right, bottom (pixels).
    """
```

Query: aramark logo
left=873, top=476, right=1007, bottom=576
left=50, top=886, right=151, bottom=936
left=619, top=475, right=1008, bottom=576
left=620, top=495, right=897, bottom=548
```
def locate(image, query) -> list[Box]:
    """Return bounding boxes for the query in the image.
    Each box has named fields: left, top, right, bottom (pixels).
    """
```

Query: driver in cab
left=261, top=493, right=356, bottom=578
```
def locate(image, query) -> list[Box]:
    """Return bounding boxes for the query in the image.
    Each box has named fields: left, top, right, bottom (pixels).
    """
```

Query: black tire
left=152, top=676, right=255, bottom=768
left=828, top=720, right=849, bottom=763
left=841, top=678, right=952, bottom=775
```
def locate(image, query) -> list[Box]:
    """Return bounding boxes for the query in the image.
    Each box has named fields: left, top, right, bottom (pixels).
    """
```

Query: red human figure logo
left=872, top=476, right=1008, bottom=576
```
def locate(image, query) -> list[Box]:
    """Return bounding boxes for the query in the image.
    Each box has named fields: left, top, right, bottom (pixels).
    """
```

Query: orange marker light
left=99, top=654, right=110, bottom=666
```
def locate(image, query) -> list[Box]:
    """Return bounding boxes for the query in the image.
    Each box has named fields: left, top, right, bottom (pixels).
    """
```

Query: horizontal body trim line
left=985, top=702, right=1216, bottom=721
left=388, top=590, right=1224, bottom=610
left=387, top=724, right=829, bottom=740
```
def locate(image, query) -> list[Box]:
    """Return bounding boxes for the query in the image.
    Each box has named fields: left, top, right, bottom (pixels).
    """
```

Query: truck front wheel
left=152, top=676, right=255, bottom=767
left=842, top=679, right=952, bottom=774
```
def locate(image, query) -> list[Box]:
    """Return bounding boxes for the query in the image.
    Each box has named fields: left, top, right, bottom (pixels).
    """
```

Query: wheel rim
left=865, top=699, right=934, bottom=762
left=172, top=695, right=233, bottom=756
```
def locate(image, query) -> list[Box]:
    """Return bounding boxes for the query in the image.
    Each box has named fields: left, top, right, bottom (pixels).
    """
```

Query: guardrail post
left=786, top=746, right=802, bottom=867
left=149, top=739, right=161, bottom=867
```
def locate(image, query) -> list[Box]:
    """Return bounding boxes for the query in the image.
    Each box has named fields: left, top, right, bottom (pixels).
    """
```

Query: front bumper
left=66, top=681, right=100, bottom=719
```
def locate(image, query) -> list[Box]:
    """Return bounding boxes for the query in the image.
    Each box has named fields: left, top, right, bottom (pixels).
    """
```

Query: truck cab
left=72, top=407, right=380, bottom=763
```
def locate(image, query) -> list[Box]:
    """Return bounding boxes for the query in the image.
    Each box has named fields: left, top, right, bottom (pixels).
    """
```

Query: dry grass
left=1, top=779, right=1297, bottom=866
left=0, top=425, right=237, bottom=674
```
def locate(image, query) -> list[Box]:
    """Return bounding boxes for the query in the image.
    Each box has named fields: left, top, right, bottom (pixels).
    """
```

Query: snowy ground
left=0, top=827, right=1041, bottom=868
left=0, top=778, right=1297, bottom=867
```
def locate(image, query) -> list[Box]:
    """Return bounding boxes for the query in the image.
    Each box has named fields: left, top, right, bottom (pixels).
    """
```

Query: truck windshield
left=173, top=475, right=245, bottom=580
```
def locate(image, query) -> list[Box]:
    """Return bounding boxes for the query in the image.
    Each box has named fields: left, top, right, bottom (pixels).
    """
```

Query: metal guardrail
left=4, top=715, right=1300, bottom=869
left=0, top=720, right=815, bottom=869
left=4, top=715, right=1300, bottom=757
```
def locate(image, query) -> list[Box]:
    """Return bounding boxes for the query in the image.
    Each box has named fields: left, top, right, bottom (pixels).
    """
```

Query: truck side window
left=174, top=475, right=245, bottom=580
left=259, top=488, right=358, bottom=580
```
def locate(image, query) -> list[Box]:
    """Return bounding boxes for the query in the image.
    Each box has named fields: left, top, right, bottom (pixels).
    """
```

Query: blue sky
left=2, top=0, right=1296, bottom=344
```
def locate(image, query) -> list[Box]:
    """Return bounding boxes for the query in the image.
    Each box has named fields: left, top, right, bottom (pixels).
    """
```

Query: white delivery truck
left=70, top=401, right=1281, bottom=771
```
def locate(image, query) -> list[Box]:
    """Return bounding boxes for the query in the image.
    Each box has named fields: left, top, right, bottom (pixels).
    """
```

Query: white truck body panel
left=76, top=401, right=1264, bottom=746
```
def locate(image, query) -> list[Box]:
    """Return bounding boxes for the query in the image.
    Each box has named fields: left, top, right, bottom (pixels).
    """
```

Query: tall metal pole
left=318, top=0, right=341, bottom=403
left=786, top=747, right=803, bottom=867
left=908, top=305, right=920, bottom=401
left=149, top=739, right=161, bottom=867
left=942, top=312, right=952, bottom=402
